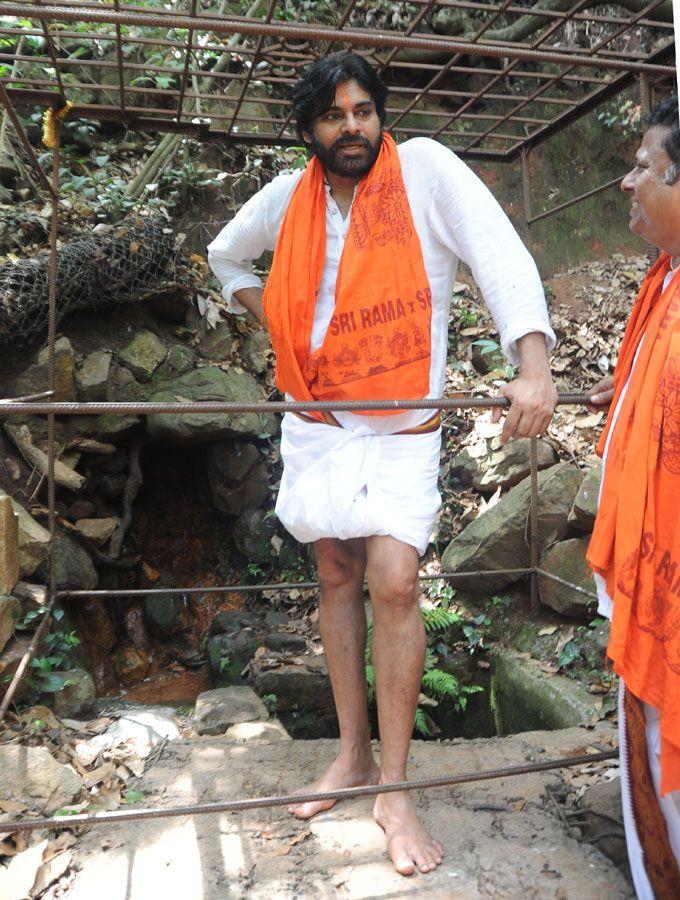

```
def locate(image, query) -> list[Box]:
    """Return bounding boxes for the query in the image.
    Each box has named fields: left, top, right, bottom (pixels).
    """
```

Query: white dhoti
left=275, top=412, right=442, bottom=555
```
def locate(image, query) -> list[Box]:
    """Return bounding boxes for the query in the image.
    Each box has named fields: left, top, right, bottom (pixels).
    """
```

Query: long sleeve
left=425, top=140, right=555, bottom=365
left=207, top=171, right=301, bottom=313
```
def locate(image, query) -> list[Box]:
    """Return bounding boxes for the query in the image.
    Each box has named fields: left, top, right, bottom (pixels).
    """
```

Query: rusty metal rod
left=0, top=391, right=54, bottom=404
left=535, top=568, right=599, bottom=602
left=57, top=568, right=534, bottom=599
left=1, top=5, right=674, bottom=75
left=0, top=392, right=593, bottom=417
left=528, top=174, right=625, bottom=224
left=529, top=436, right=540, bottom=616
left=0, top=82, right=57, bottom=199
left=0, top=749, right=618, bottom=834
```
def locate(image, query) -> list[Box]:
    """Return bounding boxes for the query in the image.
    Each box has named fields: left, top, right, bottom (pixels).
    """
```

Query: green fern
left=422, top=606, right=461, bottom=634
left=414, top=706, right=431, bottom=736
left=365, top=663, right=375, bottom=704
left=422, top=668, right=459, bottom=699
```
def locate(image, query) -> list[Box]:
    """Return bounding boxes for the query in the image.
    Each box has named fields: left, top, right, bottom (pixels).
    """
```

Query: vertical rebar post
left=530, top=436, right=540, bottom=615
left=521, top=146, right=533, bottom=251
left=638, top=72, right=652, bottom=118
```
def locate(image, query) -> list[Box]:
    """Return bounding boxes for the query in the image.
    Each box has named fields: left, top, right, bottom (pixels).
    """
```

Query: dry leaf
left=31, top=848, right=72, bottom=896
left=0, top=838, right=47, bottom=900
left=538, top=626, right=557, bottom=636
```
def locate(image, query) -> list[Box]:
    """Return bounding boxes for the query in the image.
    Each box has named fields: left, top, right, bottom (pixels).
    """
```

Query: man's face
left=621, top=126, right=680, bottom=254
left=303, top=79, right=382, bottom=179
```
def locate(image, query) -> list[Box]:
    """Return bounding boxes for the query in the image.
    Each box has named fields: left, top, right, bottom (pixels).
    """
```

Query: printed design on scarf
left=351, top=175, right=413, bottom=250
left=652, top=353, right=680, bottom=474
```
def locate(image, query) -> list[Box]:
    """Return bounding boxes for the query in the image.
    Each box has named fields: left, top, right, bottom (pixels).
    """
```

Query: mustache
left=332, top=136, right=372, bottom=151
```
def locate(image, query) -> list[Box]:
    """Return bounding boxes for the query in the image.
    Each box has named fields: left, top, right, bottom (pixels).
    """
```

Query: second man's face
left=304, top=79, right=383, bottom=179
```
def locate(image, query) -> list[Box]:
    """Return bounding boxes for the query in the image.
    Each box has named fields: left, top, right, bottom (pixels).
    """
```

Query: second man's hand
left=491, top=332, right=558, bottom=444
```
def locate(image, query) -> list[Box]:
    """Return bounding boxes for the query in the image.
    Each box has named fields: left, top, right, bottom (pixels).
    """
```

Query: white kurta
left=208, top=138, right=555, bottom=552
left=594, top=265, right=680, bottom=899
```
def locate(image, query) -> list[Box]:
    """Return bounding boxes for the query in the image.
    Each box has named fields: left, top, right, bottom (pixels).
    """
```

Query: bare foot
left=287, top=752, right=379, bottom=820
left=374, top=790, right=444, bottom=876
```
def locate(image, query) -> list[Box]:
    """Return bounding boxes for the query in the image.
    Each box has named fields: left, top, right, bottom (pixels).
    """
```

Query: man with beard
left=587, top=94, right=680, bottom=897
left=209, top=52, right=557, bottom=876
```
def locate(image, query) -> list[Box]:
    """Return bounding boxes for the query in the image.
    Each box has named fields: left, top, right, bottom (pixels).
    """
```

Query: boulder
left=577, top=778, right=626, bottom=866
left=118, top=330, right=167, bottom=382
left=0, top=494, right=50, bottom=577
left=225, top=719, right=291, bottom=742
left=264, top=632, right=307, bottom=654
left=158, top=344, right=196, bottom=378
left=450, top=437, right=558, bottom=493
left=441, top=462, right=582, bottom=594
left=147, top=366, right=276, bottom=443
left=491, top=649, right=602, bottom=733
left=206, top=442, right=269, bottom=515
left=0, top=636, right=34, bottom=700
left=210, top=608, right=258, bottom=636
left=207, top=629, right=259, bottom=686
left=249, top=657, right=334, bottom=712
left=568, top=461, right=602, bottom=532
left=538, top=536, right=597, bottom=618
left=107, top=363, right=148, bottom=401
left=143, top=594, right=191, bottom=638
left=69, top=597, right=117, bottom=653
left=241, top=330, right=270, bottom=375
left=112, top=647, right=150, bottom=687
left=194, top=686, right=269, bottom=736
left=0, top=745, right=82, bottom=813
left=198, top=321, right=233, bottom=359
left=75, top=350, right=112, bottom=401
left=0, top=495, right=19, bottom=594
left=73, top=517, right=118, bottom=547
left=0, top=596, right=20, bottom=654
left=93, top=413, right=140, bottom=437
left=14, top=337, right=75, bottom=401
left=231, top=509, right=277, bottom=565
left=52, top=668, right=96, bottom=718
left=36, top=532, right=98, bottom=591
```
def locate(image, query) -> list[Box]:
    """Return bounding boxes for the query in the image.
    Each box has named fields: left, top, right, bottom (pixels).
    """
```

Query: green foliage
left=422, top=606, right=461, bottom=634
left=557, top=639, right=581, bottom=670
left=13, top=606, right=81, bottom=699
left=262, top=693, right=277, bottom=714
left=596, top=99, right=642, bottom=137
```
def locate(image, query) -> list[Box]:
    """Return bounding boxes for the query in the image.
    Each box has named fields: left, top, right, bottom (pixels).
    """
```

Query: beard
left=310, top=129, right=382, bottom=178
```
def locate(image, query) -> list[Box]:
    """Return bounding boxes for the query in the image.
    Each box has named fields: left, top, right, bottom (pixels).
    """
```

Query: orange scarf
left=262, top=133, right=432, bottom=419
left=587, top=254, right=680, bottom=795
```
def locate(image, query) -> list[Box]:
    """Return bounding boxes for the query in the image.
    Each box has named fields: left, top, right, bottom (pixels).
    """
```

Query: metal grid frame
left=0, top=0, right=674, bottom=834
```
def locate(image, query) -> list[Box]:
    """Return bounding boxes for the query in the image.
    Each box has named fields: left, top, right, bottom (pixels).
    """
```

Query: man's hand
left=491, top=332, right=557, bottom=444
left=587, top=375, right=615, bottom=412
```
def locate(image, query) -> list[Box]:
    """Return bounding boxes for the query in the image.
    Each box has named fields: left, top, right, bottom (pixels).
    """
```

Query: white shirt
left=595, top=266, right=679, bottom=618
left=208, top=137, right=556, bottom=434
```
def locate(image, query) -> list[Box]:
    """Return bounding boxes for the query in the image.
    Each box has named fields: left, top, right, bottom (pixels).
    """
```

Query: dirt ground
left=62, top=722, right=630, bottom=899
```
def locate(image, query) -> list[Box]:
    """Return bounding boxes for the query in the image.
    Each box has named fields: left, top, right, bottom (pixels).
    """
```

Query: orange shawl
left=262, top=133, right=432, bottom=418
left=587, top=254, right=680, bottom=795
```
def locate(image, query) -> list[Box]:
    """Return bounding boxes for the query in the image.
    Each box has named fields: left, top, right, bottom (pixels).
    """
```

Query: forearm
left=233, top=286, right=267, bottom=330
left=516, top=331, right=552, bottom=376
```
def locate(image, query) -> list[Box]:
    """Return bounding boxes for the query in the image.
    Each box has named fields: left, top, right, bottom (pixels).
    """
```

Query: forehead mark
left=336, top=85, right=351, bottom=106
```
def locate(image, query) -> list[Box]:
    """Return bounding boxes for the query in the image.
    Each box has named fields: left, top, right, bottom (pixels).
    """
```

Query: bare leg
left=366, top=535, right=444, bottom=875
left=288, top=537, right=379, bottom=819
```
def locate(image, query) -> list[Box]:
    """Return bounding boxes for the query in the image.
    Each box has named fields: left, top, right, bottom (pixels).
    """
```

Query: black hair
left=291, top=52, right=388, bottom=145
left=646, top=94, right=679, bottom=185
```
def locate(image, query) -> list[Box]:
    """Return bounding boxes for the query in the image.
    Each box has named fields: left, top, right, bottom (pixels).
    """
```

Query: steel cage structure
left=0, top=0, right=675, bottom=834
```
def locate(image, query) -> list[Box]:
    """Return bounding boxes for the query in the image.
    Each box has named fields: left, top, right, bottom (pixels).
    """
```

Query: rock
left=580, top=620, right=611, bottom=670
left=226, top=719, right=291, bottom=742
left=441, top=462, right=582, bottom=594
left=249, top=657, right=334, bottom=712
left=0, top=495, right=19, bottom=594
left=194, top=686, right=269, bottom=736
left=263, top=610, right=289, bottom=629
left=241, top=329, right=270, bottom=375
left=210, top=609, right=257, bottom=636
left=232, top=509, right=277, bottom=565
left=93, top=413, right=140, bottom=437
left=118, top=330, right=167, bottom=382
left=198, top=321, right=234, bottom=359
left=36, top=532, right=98, bottom=591
left=75, top=350, right=112, bottom=401
left=538, top=536, right=597, bottom=618
left=124, top=666, right=212, bottom=704
left=86, top=647, right=119, bottom=695
left=112, top=647, right=150, bottom=687
left=0, top=745, right=82, bottom=813
left=15, top=337, right=75, bottom=401
left=0, top=596, right=20, bottom=654
left=107, top=362, right=148, bottom=401
left=568, top=461, right=602, bottom=532
left=577, top=778, right=626, bottom=866
left=206, top=442, right=269, bottom=515
left=0, top=636, right=34, bottom=700
left=0, top=493, right=50, bottom=577
left=158, top=344, right=196, bottom=378
left=67, top=500, right=96, bottom=521
left=491, top=649, right=602, bottom=732
left=143, top=594, right=190, bottom=638
left=73, top=517, right=118, bottom=547
left=147, top=366, right=276, bottom=443
left=207, top=629, right=259, bottom=685
left=52, top=668, right=96, bottom=719
left=265, top=632, right=307, bottom=653
left=0, top=161, right=18, bottom=187
left=450, top=438, right=558, bottom=493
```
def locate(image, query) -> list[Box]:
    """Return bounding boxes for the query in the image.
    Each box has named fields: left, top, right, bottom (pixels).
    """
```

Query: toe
left=394, top=855, right=416, bottom=876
